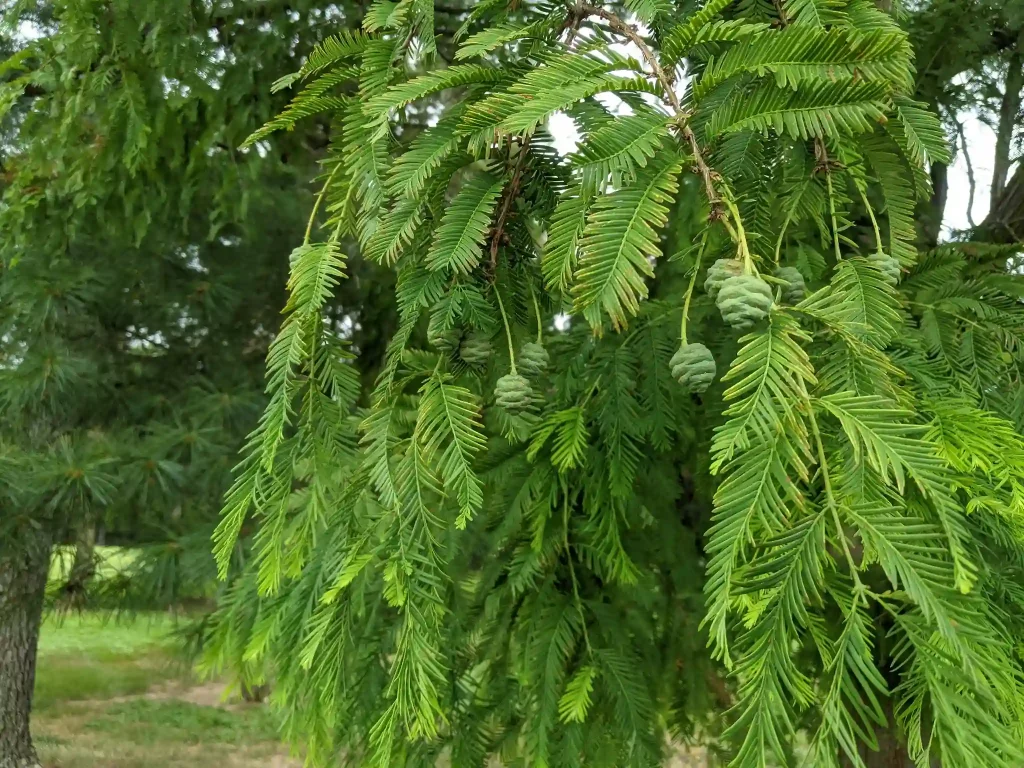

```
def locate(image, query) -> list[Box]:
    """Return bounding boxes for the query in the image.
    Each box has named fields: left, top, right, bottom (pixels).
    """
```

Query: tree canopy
left=2, top=1, right=1024, bottom=767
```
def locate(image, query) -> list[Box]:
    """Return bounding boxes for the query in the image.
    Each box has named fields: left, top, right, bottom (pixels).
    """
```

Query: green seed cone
left=704, top=258, right=744, bottom=300
left=670, top=343, right=716, bottom=393
left=774, top=266, right=806, bottom=305
left=868, top=252, right=902, bottom=287
left=716, top=274, right=773, bottom=330
left=517, top=342, right=550, bottom=378
left=494, top=373, right=533, bottom=413
left=459, top=331, right=492, bottom=365
left=428, top=316, right=461, bottom=353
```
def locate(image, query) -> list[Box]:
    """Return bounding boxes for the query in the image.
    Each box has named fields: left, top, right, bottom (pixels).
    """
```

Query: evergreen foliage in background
left=0, top=2, right=382, bottom=765
left=199, top=0, right=1024, bottom=766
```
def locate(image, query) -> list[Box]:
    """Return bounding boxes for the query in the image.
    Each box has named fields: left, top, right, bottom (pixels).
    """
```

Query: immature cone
left=459, top=331, right=492, bottom=365
left=868, top=252, right=902, bottom=287
left=716, top=274, right=773, bottom=330
left=670, top=343, right=716, bottom=393
left=774, top=266, right=806, bottom=305
left=517, top=342, right=550, bottom=378
left=427, top=316, right=461, bottom=353
left=494, top=373, right=533, bottom=413
left=704, top=258, right=744, bottom=300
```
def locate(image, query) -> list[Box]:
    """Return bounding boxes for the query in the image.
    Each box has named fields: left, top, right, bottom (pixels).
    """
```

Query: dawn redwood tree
left=202, top=0, right=1024, bottom=766
left=0, top=2, right=397, bottom=766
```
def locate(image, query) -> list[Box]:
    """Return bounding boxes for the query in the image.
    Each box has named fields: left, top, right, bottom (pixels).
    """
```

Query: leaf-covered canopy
left=4, top=0, right=1024, bottom=767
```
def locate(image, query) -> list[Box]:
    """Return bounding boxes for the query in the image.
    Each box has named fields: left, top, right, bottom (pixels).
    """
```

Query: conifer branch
left=191, top=2, right=1024, bottom=764
left=489, top=137, right=529, bottom=271
left=579, top=4, right=720, bottom=206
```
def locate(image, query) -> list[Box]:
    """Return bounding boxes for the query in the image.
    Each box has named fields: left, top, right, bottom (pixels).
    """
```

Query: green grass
left=38, top=611, right=176, bottom=655
left=35, top=612, right=183, bottom=710
left=33, top=610, right=300, bottom=767
left=84, top=700, right=281, bottom=746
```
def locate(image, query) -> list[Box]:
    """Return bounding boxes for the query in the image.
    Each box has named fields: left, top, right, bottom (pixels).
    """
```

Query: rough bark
left=923, top=161, right=948, bottom=247
left=981, top=162, right=1024, bottom=244
left=991, top=49, right=1023, bottom=213
left=0, top=526, right=51, bottom=768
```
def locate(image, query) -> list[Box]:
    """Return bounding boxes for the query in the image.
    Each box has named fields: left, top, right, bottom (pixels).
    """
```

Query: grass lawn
left=33, top=612, right=299, bottom=768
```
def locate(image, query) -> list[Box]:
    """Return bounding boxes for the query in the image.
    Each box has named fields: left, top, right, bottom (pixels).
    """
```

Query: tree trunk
left=980, top=161, right=1024, bottom=244
left=855, top=725, right=915, bottom=768
left=60, top=521, right=96, bottom=609
left=991, top=49, right=1023, bottom=212
left=0, top=525, right=51, bottom=768
left=923, top=161, right=948, bottom=247
left=840, top=701, right=941, bottom=768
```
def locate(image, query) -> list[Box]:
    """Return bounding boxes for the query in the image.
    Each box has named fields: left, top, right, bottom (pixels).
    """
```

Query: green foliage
left=0, top=0, right=381, bottom=614
left=425, top=170, right=507, bottom=274
left=708, top=80, right=891, bottom=140
left=573, top=149, right=684, bottom=329
left=125, top=1, right=1024, bottom=767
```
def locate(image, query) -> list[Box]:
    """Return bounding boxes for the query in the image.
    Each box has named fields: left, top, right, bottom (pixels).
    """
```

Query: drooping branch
left=578, top=4, right=679, bottom=109
left=489, top=136, right=530, bottom=271
left=578, top=4, right=719, bottom=206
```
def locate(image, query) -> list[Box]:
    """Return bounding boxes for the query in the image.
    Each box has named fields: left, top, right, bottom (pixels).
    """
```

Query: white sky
left=944, top=114, right=998, bottom=234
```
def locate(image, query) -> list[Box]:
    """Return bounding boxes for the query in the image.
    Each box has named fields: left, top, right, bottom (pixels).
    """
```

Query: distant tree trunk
left=923, top=161, right=948, bottom=247
left=981, top=162, right=1024, bottom=244
left=850, top=728, right=915, bottom=768
left=991, top=50, right=1023, bottom=213
left=240, top=681, right=270, bottom=703
left=62, top=521, right=96, bottom=608
left=0, top=525, right=51, bottom=768
left=841, top=701, right=940, bottom=768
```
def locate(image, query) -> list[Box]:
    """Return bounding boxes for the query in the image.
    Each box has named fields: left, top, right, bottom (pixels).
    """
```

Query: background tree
left=907, top=0, right=1024, bottom=243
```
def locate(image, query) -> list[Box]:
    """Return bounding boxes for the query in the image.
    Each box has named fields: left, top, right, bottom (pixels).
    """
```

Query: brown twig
left=767, top=0, right=833, bottom=177
left=488, top=4, right=589, bottom=274
left=578, top=4, right=719, bottom=205
left=956, top=120, right=978, bottom=228
left=681, top=124, right=721, bottom=205
left=490, top=137, right=531, bottom=272
left=770, top=0, right=790, bottom=25
left=579, top=3, right=680, bottom=111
